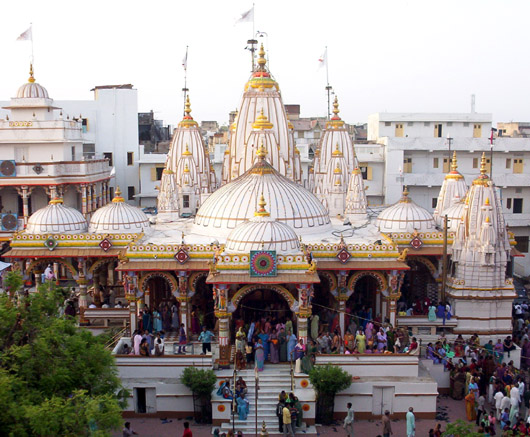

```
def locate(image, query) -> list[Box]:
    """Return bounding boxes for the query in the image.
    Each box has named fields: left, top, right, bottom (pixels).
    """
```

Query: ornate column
left=124, top=273, right=139, bottom=334
left=80, top=184, right=88, bottom=217
left=49, top=185, right=58, bottom=199
left=387, top=271, right=404, bottom=327
left=337, top=271, right=349, bottom=335
left=16, top=186, right=33, bottom=225
left=77, top=258, right=88, bottom=323
left=177, top=272, right=190, bottom=333
left=213, top=283, right=231, bottom=368
left=296, top=284, right=312, bottom=344
left=91, top=184, right=97, bottom=211
left=87, top=185, right=93, bottom=213
left=106, top=182, right=111, bottom=203
left=53, top=262, right=60, bottom=286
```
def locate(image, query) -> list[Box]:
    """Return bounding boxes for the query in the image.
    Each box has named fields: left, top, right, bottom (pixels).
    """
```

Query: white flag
left=17, top=26, right=32, bottom=41
left=236, top=6, right=254, bottom=24
left=109, top=166, right=116, bottom=177
left=318, top=49, right=327, bottom=69
left=182, top=50, right=188, bottom=70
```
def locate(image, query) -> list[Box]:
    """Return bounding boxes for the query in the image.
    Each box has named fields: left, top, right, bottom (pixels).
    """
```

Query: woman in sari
left=294, top=339, right=306, bottom=361
left=258, top=332, right=270, bottom=362
left=171, top=304, right=179, bottom=331
left=428, top=305, right=437, bottom=322
left=191, top=306, right=200, bottom=335
left=287, top=331, right=297, bottom=361
left=344, top=329, right=355, bottom=354
left=255, top=339, right=265, bottom=371
left=355, top=329, right=366, bottom=354
left=301, top=340, right=317, bottom=374
left=162, top=305, right=171, bottom=332
left=376, top=328, right=387, bottom=352
left=278, top=328, right=287, bottom=362
left=152, top=309, right=162, bottom=333
left=465, top=391, right=476, bottom=421
left=237, top=393, right=250, bottom=420
left=269, top=328, right=280, bottom=364
left=142, top=310, right=152, bottom=334
left=365, top=321, right=374, bottom=344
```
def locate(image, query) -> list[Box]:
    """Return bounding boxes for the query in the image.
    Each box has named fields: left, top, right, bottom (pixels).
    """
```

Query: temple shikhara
left=0, top=44, right=520, bottom=429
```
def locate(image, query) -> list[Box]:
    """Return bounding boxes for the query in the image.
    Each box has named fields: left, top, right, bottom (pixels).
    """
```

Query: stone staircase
left=217, top=365, right=316, bottom=435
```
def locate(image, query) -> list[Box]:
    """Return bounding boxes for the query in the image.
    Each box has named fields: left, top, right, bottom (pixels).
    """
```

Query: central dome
left=16, top=65, right=49, bottom=99
left=26, top=198, right=87, bottom=234
left=194, top=155, right=331, bottom=237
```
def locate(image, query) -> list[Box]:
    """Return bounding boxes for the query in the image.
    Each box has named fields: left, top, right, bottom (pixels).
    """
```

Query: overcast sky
left=1, top=0, right=528, bottom=127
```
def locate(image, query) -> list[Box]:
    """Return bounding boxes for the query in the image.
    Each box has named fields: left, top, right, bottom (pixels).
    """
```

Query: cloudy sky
left=1, top=0, right=528, bottom=127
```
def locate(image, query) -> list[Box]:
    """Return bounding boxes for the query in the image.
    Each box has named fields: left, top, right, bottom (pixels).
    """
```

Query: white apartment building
left=136, top=145, right=166, bottom=209
left=1, top=84, right=140, bottom=204
left=368, top=112, right=530, bottom=277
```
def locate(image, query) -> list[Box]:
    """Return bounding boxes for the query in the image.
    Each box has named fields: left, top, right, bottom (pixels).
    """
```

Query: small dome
left=377, top=187, right=436, bottom=233
left=16, top=65, right=49, bottom=99
left=89, top=188, right=150, bottom=233
left=225, top=195, right=301, bottom=254
left=194, top=154, right=331, bottom=237
left=443, top=200, right=465, bottom=233
left=26, top=198, right=87, bottom=234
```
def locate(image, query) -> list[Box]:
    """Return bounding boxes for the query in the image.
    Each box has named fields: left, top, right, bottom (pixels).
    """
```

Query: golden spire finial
left=451, top=150, right=458, bottom=172
left=256, top=141, right=268, bottom=159
left=252, top=108, right=273, bottom=130
left=333, top=96, right=339, bottom=115
left=255, top=193, right=270, bottom=217
left=112, top=187, right=124, bottom=203
left=49, top=197, right=64, bottom=205
left=183, top=144, right=192, bottom=156
left=334, top=164, right=342, bottom=174
left=28, top=64, right=35, bottom=83
left=485, top=197, right=490, bottom=206
left=485, top=216, right=491, bottom=223
left=184, top=163, right=190, bottom=173
left=399, top=185, right=411, bottom=203
left=257, top=44, right=267, bottom=70
left=480, top=152, right=487, bottom=175
left=332, top=144, right=342, bottom=156
left=403, top=186, right=409, bottom=196
left=184, top=95, right=192, bottom=117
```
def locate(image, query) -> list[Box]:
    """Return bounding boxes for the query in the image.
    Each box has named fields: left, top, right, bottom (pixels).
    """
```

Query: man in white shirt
left=501, top=394, right=512, bottom=420
left=494, top=389, right=505, bottom=419
left=510, top=385, right=520, bottom=424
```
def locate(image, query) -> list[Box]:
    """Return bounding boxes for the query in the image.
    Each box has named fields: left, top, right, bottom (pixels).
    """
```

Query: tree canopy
left=0, top=274, right=126, bottom=436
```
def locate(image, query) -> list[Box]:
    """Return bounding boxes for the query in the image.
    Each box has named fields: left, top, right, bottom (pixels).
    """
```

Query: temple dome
left=16, top=65, right=49, bottom=99
left=26, top=198, right=87, bottom=234
left=442, top=196, right=465, bottom=233
left=194, top=152, right=331, bottom=237
left=225, top=195, right=301, bottom=254
left=377, top=188, right=436, bottom=233
left=89, top=188, right=150, bottom=233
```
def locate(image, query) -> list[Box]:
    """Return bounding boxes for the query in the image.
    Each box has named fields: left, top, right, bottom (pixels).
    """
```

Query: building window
left=443, top=158, right=450, bottom=173
left=472, top=157, right=479, bottom=169
left=434, top=123, right=443, bottom=138
left=432, top=198, right=438, bottom=208
left=127, top=152, right=134, bottom=166
left=507, top=198, right=512, bottom=209
left=433, top=158, right=439, bottom=168
left=447, top=122, right=453, bottom=127
left=515, top=236, right=529, bottom=253
left=473, top=124, right=482, bottom=138
left=403, top=157, right=412, bottom=173
left=82, top=118, right=88, bottom=133
left=395, top=123, right=404, bottom=137
left=407, top=122, right=413, bottom=126
left=424, top=122, right=430, bottom=127
left=359, top=164, right=372, bottom=180
left=156, top=167, right=164, bottom=180
left=103, top=152, right=113, bottom=167
left=313, top=131, right=320, bottom=139
left=127, top=186, right=135, bottom=201
left=506, top=158, right=512, bottom=169
left=513, top=198, right=523, bottom=214
left=514, top=158, right=524, bottom=174
left=385, top=122, right=391, bottom=127
left=464, top=122, right=469, bottom=127
left=71, top=146, right=76, bottom=161
left=297, top=131, right=305, bottom=139
left=183, top=195, right=190, bottom=208
left=516, top=187, right=522, bottom=194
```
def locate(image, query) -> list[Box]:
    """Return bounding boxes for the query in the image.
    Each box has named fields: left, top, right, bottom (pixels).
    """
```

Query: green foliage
left=309, top=364, right=352, bottom=396
left=3, top=270, right=23, bottom=296
left=442, top=419, right=483, bottom=437
left=181, top=366, right=218, bottom=397
left=0, top=283, right=126, bottom=436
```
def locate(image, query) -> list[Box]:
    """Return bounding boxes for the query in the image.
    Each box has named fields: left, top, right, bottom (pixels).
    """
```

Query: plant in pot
left=181, top=366, right=217, bottom=424
left=309, top=364, right=352, bottom=425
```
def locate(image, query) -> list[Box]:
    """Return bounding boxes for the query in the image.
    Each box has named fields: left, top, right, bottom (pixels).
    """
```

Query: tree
left=442, top=419, right=483, bottom=437
left=0, top=274, right=126, bottom=436
left=181, top=366, right=217, bottom=423
left=309, top=364, right=352, bottom=425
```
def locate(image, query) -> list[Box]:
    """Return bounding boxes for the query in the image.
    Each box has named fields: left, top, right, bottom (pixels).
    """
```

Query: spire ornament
left=28, top=64, right=35, bottom=83
left=254, top=193, right=270, bottom=217
left=451, top=150, right=458, bottom=172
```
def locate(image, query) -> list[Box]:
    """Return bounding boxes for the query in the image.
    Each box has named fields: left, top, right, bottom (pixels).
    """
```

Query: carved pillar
left=53, top=262, right=60, bottom=286
left=87, top=185, right=93, bottom=213
left=34, top=269, right=43, bottom=288
left=80, top=184, right=88, bottom=217
left=106, top=182, right=111, bottom=203
left=16, top=186, right=34, bottom=226
left=337, top=271, right=349, bottom=335
left=296, top=284, right=312, bottom=344
left=49, top=185, right=58, bottom=199
left=387, top=271, right=404, bottom=327
left=177, top=272, right=190, bottom=333
left=124, top=272, right=139, bottom=332
left=91, top=184, right=97, bottom=211
left=77, top=258, right=88, bottom=323
left=213, top=284, right=231, bottom=368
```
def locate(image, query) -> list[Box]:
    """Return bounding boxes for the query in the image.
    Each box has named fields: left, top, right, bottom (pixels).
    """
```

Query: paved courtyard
left=113, top=395, right=468, bottom=436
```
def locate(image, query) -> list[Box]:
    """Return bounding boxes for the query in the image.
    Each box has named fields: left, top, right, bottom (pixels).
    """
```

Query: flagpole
left=30, top=23, right=34, bottom=64
left=182, top=45, right=189, bottom=117
left=252, top=3, right=255, bottom=40
left=324, top=46, right=332, bottom=119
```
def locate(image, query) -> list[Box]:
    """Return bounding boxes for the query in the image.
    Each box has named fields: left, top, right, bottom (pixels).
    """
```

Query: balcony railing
left=14, top=159, right=111, bottom=178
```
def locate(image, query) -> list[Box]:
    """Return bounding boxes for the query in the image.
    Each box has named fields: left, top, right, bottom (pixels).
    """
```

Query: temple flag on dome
left=16, top=26, right=32, bottom=41
left=235, top=6, right=254, bottom=24
left=318, top=48, right=327, bottom=69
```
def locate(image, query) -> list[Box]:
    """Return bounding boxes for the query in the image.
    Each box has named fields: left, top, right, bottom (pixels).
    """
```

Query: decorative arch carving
left=347, top=271, right=388, bottom=293
left=88, top=258, right=115, bottom=275
left=408, top=256, right=438, bottom=278
left=26, top=258, right=78, bottom=279
left=318, top=271, right=338, bottom=293
left=231, top=284, right=296, bottom=310
left=138, top=271, right=178, bottom=294
left=188, top=271, right=208, bottom=294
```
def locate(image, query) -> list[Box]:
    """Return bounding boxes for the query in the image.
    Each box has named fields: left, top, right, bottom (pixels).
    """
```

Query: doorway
left=372, top=386, right=394, bottom=415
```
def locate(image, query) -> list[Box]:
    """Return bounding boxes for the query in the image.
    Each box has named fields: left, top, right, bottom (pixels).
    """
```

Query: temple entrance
left=400, top=259, right=438, bottom=315
left=313, top=274, right=339, bottom=336
left=189, top=275, right=215, bottom=333
left=231, top=286, right=296, bottom=341
left=145, top=276, right=174, bottom=311
left=346, top=275, right=380, bottom=330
